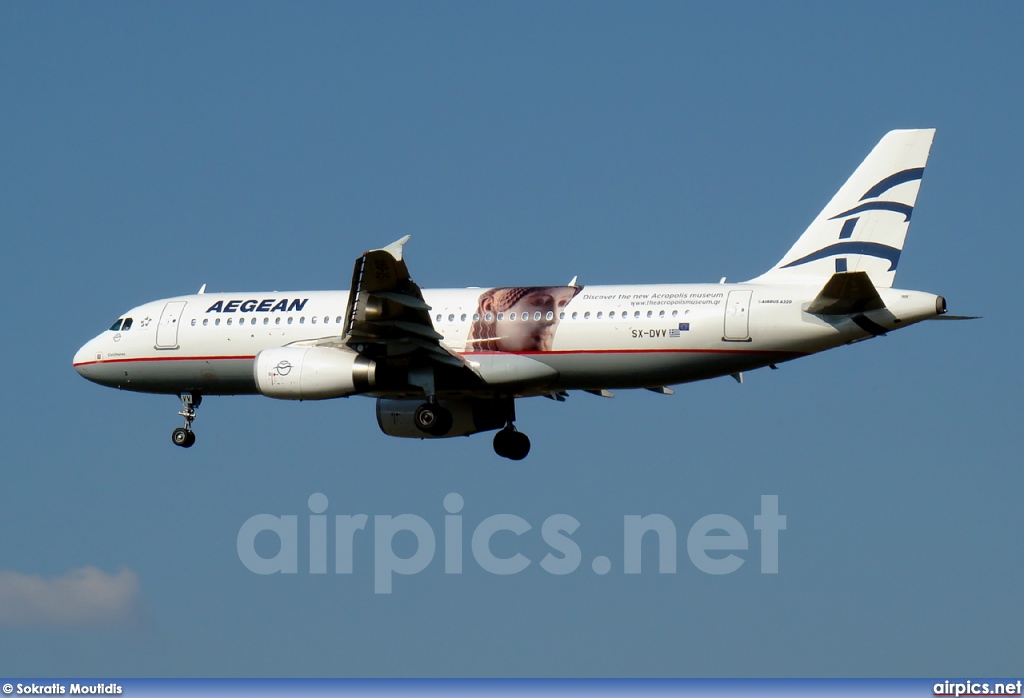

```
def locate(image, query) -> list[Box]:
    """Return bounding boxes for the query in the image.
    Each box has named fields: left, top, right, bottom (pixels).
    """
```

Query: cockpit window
left=109, top=319, right=123, bottom=331
left=121, top=318, right=133, bottom=331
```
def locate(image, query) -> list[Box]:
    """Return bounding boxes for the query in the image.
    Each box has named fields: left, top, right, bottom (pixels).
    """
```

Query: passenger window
left=572, top=312, right=578, bottom=320
left=203, top=319, right=209, bottom=326
left=215, top=318, right=221, bottom=326
left=659, top=310, right=665, bottom=318
left=227, top=318, right=233, bottom=326
left=559, top=312, right=565, bottom=320
left=275, top=317, right=281, bottom=325
left=647, top=311, right=653, bottom=318
left=312, top=317, right=318, bottom=324
left=109, top=319, right=123, bottom=331
left=522, top=313, right=529, bottom=322
left=634, top=311, right=640, bottom=319
left=299, top=317, right=305, bottom=324
left=546, top=311, right=554, bottom=321
left=533, top=312, right=541, bottom=321
left=485, top=312, right=492, bottom=321
left=264, top=318, right=269, bottom=325
left=497, top=313, right=504, bottom=321
left=597, top=312, right=603, bottom=319
left=473, top=313, right=480, bottom=322
left=287, top=317, right=293, bottom=324
left=461, top=314, right=467, bottom=322
left=448, top=314, right=455, bottom=322
left=436, top=314, right=442, bottom=322
left=509, top=313, right=516, bottom=320
left=672, top=310, right=678, bottom=317
left=584, top=312, right=591, bottom=319
left=191, top=319, right=196, bottom=327
left=323, top=317, right=328, bottom=324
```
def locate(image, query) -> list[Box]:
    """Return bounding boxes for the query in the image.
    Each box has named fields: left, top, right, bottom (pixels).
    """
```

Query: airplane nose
left=73, top=340, right=99, bottom=378
left=73, top=346, right=89, bottom=376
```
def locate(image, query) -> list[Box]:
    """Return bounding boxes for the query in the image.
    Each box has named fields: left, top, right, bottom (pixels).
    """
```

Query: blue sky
left=1, top=1, right=1021, bottom=677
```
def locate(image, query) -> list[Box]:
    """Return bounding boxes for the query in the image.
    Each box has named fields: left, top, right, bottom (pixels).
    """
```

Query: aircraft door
left=155, top=301, right=187, bottom=349
left=723, top=290, right=752, bottom=341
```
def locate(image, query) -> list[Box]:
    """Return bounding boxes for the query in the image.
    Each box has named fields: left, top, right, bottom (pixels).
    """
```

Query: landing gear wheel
left=493, top=428, right=512, bottom=456
left=414, top=402, right=453, bottom=436
left=493, top=427, right=530, bottom=460
left=171, top=427, right=195, bottom=448
left=506, top=431, right=530, bottom=460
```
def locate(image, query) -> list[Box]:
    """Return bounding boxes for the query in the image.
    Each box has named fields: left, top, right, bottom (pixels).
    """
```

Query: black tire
left=493, top=428, right=529, bottom=460
left=183, top=430, right=196, bottom=448
left=414, top=403, right=453, bottom=436
left=172, top=428, right=191, bottom=447
left=506, top=431, right=531, bottom=461
left=493, top=428, right=513, bottom=457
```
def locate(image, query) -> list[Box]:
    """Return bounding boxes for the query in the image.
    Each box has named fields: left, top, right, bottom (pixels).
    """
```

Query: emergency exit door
left=723, top=291, right=752, bottom=341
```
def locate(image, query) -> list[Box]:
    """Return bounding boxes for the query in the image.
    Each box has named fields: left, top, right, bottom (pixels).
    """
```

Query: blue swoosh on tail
left=830, top=200, right=914, bottom=221
left=859, top=167, right=924, bottom=200
left=780, top=242, right=902, bottom=271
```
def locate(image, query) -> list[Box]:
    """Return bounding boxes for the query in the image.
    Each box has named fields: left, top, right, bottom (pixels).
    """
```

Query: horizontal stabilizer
left=806, top=271, right=885, bottom=315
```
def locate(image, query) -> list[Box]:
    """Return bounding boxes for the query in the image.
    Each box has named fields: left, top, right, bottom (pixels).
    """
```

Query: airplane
left=73, top=129, right=970, bottom=460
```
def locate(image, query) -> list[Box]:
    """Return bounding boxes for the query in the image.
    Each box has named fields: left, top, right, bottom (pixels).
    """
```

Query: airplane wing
left=336, top=236, right=466, bottom=369
left=302, top=237, right=559, bottom=396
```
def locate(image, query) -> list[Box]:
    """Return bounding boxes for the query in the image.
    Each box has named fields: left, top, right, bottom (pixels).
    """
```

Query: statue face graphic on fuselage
left=467, top=286, right=582, bottom=353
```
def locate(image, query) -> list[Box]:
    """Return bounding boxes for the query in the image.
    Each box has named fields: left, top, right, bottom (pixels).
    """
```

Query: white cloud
left=0, top=566, right=141, bottom=627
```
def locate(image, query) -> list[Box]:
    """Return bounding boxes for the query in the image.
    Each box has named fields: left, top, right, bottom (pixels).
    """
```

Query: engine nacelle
left=376, top=398, right=506, bottom=439
left=254, top=346, right=375, bottom=400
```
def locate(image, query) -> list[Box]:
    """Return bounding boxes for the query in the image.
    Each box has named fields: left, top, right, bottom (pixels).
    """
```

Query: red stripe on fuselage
left=462, top=348, right=807, bottom=357
left=72, top=355, right=256, bottom=368
left=73, top=348, right=805, bottom=369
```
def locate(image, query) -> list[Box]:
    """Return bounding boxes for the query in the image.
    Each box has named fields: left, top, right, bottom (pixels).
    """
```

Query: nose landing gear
left=171, top=393, right=201, bottom=448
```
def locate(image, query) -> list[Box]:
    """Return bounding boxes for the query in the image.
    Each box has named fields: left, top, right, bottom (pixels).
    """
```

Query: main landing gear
left=493, top=425, right=530, bottom=461
left=492, top=398, right=529, bottom=460
left=171, top=392, right=200, bottom=448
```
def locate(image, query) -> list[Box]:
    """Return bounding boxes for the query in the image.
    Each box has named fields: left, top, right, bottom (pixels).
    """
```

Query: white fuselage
left=72, top=282, right=941, bottom=398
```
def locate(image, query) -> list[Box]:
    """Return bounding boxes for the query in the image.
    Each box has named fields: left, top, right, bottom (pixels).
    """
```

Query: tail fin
left=749, top=129, right=935, bottom=288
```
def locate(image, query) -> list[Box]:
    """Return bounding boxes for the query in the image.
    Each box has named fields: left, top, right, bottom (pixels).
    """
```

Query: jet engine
left=376, top=398, right=507, bottom=438
left=254, top=346, right=376, bottom=400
